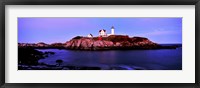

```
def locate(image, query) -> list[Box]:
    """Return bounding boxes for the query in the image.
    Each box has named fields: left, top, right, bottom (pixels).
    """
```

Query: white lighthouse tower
left=111, top=26, right=115, bottom=35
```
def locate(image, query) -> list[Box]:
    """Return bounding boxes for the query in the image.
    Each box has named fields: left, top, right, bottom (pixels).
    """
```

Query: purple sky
left=18, top=17, right=182, bottom=44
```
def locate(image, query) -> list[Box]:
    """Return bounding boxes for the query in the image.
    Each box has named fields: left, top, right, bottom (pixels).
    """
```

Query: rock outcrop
left=18, top=35, right=178, bottom=50
left=64, top=35, right=171, bottom=50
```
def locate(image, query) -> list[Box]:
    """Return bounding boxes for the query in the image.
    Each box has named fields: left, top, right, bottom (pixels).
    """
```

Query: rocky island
left=19, top=26, right=179, bottom=50
left=18, top=35, right=178, bottom=50
left=65, top=35, right=178, bottom=50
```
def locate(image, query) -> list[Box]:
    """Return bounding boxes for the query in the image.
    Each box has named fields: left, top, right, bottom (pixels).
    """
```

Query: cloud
left=135, top=30, right=181, bottom=37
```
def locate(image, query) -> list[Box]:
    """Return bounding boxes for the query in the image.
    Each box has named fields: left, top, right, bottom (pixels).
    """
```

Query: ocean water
left=37, top=45, right=182, bottom=70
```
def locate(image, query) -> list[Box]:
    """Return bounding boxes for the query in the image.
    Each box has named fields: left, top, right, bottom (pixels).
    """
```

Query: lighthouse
left=111, top=26, right=115, bottom=35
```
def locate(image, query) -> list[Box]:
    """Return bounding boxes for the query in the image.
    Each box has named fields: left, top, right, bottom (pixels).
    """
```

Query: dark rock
left=18, top=47, right=44, bottom=65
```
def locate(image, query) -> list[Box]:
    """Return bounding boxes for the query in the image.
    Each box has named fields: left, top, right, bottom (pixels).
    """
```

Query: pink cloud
left=135, top=30, right=181, bottom=37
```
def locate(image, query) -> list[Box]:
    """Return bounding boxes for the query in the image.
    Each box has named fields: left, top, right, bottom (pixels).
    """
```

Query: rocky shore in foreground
left=18, top=35, right=179, bottom=50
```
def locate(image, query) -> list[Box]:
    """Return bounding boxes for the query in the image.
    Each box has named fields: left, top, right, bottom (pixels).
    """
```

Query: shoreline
left=19, top=44, right=181, bottom=51
left=18, top=64, right=147, bottom=70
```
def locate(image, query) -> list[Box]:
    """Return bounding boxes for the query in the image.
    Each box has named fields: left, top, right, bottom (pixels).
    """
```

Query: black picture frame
left=0, top=0, right=200, bottom=88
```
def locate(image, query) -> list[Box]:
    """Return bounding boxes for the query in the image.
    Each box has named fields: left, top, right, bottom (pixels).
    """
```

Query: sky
left=18, top=17, right=182, bottom=44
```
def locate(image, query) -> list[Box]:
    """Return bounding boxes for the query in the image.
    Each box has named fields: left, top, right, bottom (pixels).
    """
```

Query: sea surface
left=37, top=44, right=182, bottom=70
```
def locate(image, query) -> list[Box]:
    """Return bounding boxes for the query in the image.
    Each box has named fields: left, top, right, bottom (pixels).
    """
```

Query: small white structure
left=111, top=26, right=115, bottom=35
left=99, top=29, right=107, bottom=37
left=107, top=26, right=115, bottom=36
left=88, top=34, right=93, bottom=38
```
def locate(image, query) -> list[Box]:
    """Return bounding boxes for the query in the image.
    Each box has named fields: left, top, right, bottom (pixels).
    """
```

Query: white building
left=99, top=29, right=107, bottom=37
left=98, top=26, right=115, bottom=37
left=88, top=34, right=93, bottom=38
